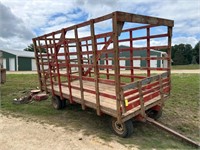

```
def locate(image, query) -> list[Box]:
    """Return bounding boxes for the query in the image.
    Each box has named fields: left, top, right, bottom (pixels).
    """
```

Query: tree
left=173, top=49, right=185, bottom=65
left=192, top=41, right=199, bottom=64
left=191, top=56, right=197, bottom=64
left=24, top=44, right=34, bottom=52
left=24, top=44, right=46, bottom=53
left=171, top=43, right=193, bottom=65
left=184, top=44, right=193, bottom=64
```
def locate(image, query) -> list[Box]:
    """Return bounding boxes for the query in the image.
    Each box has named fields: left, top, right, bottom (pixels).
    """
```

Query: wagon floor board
left=47, top=80, right=117, bottom=111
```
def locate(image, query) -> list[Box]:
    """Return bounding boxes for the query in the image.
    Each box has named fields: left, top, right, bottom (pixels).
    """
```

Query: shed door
left=3, top=59, right=6, bottom=69
left=9, top=58, right=15, bottom=71
left=150, top=55, right=157, bottom=68
left=133, top=56, right=141, bottom=67
left=31, top=59, right=37, bottom=71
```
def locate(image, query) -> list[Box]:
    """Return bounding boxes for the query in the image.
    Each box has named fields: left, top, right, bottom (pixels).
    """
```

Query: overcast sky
left=0, top=0, right=199, bottom=50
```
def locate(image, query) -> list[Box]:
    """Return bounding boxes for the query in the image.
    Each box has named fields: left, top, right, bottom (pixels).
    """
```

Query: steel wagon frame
left=33, top=11, right=174, bottom=137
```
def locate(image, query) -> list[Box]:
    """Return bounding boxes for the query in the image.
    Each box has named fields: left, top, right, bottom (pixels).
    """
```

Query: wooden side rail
left=122, top=72, right=169, bottom=91
left=120, top=71, right=170, bottom=113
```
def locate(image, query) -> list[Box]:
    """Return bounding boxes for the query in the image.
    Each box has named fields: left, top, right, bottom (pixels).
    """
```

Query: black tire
left=110, top=118, right=133, bottom=138
left=61, top=99, right=66, bottom=108
left=146, top=108, right=163, bottom=120
left=52, top=96, right=62, bottom=110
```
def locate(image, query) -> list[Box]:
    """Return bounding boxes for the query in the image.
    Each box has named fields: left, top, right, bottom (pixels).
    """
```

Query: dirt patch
left=0, top=114, right=138, bottom=150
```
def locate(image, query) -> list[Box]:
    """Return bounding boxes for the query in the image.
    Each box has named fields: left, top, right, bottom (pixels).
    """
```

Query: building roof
left=150, top=49, right=167, bottom=54
left=0, top=49, right=35, bottom=58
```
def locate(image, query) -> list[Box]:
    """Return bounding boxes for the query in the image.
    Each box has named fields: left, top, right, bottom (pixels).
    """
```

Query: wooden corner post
left=75, top=26, right=85, bottom=110
left=32, top=39, right=42, bottom=91
left=168, top=27, right=173, bottom=94
left=90, top=19, right=101, bottom=115
left=113, top=12, right=122, bottom=123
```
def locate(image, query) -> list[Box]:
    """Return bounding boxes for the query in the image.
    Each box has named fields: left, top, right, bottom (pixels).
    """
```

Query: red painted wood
left=125, top=86, right=170, bottom=111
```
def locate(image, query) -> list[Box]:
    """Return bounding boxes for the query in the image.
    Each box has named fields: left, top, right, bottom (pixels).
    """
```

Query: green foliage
left=173, top=49, right=186, bottom=65
left=171, top=42, right=199, bottom=65
left=24, top=44, right=34, bottom=52
left=192, top=41, right=199, bottom=64
left=172, top=44, right=192, bottom=65
left=24, top=44, right=46, bottom=53
left=191, top=56, right=197, bottom=64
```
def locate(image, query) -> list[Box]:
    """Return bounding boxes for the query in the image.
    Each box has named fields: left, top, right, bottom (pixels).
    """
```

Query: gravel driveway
left=0, top=114, right=137, bottom=150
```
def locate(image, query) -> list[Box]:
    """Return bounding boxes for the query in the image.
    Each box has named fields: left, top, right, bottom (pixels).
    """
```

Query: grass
left=172, top=64, right=199, bottom=70
left=1, top=74, right=199, bottom=149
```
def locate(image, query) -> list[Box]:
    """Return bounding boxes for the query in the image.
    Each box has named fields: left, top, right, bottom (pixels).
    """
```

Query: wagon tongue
left=146, top=117, right=200, bottom=148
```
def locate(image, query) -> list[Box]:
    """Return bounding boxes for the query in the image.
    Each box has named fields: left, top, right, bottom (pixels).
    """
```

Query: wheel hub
left=114, top=121, right=124, bottom=132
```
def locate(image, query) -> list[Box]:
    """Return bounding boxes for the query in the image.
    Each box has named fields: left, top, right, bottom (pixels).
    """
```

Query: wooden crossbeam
left=83, top=35, right=113, bottom=76
left=122, top=72, right=169, bottom=91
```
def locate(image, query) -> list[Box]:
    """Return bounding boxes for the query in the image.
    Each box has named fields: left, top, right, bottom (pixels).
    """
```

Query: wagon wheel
left=52, top=96, right=62, bottom=110
left=146, top=108, right=163, bottom=120
left=109, top=118, right=133, bottom=138
left=61, top=99, right=66, bottom=108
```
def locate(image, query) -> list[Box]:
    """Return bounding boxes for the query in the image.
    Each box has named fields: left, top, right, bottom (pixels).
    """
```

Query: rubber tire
left=110, top=118, right=133, bottom=138
left=61, top=99, right=66, bottom=108
left=146, top=108, right=163, bottom=120
left=52, top=96, right=62, bottom=110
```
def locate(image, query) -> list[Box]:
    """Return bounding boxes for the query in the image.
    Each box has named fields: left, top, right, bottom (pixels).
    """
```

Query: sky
left=0, top=0, right=199, bottom=50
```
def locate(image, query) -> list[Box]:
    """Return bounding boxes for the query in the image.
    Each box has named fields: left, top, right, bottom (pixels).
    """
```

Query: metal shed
left=98, top=45, right=168, bottom=69
left=0, top=49, right=37, bottom=71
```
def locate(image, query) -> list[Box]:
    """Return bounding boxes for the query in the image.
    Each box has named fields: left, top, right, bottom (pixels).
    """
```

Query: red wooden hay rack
left=33, top=11, right=175, bottom=138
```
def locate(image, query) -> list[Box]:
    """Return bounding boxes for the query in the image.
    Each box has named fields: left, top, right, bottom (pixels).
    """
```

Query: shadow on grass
left=1, top=74, right=198, bottom=149
left=1, top=98, right=196, bottom=149
left=5, top=97, right=194, bottom=149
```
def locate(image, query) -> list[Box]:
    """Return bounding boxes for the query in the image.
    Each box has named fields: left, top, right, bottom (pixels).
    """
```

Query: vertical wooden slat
left=44, top=36, right=55, bottom=96
left=120, top=88, right=126, bottom=114
left=138, top=81, right=146, bottom=117
left=147, top=27, right=150, bottom=77
left=105, top=37, right=109, bottom=79
left=90, top=20, right=101, bottom=115
left=33, top=39, right=42, bottom=91
left=52, top=33, right=63, bottom=99
left=168, top=27, right=172, bottom=94
left=49, top=39, right=56, bottom=82
left=113, top=12, right=122, bottom=123
left=38, top=40, right=47, bottom=92
left=86, top=40, right=91, bottom=77
left=159, top=75, right=164, bottom=106
left=63, top=29, right=73, bottom=103
left=129, top=30, right=134, bottom=82
left=75, top=26, right=85, bottom=110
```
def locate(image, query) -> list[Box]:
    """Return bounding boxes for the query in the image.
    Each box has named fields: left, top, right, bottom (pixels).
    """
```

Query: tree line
left=171, top=41, right=199, bottom=65
left=24, top=44, right=46, bottom=53
left=24, top=41, right=199, bottom=65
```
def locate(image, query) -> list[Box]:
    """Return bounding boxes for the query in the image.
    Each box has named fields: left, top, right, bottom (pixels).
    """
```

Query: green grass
left=1, top=74, right=199, bottom=149
left=172, top=64, right=199, bottom=70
